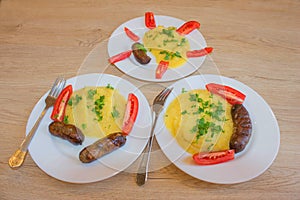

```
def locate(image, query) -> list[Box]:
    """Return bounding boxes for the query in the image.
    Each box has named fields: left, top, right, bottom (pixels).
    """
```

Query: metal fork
left=136, top=87, right=173, bottom=186
left=8, top=77, right=66, bottom=169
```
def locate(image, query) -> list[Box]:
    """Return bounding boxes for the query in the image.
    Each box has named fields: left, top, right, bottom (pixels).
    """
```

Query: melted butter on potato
left=64, top=86, right=126, bottom=138
left=143, top=26, right=190, bottom=68
left=164, top=89, right=234, bottom=154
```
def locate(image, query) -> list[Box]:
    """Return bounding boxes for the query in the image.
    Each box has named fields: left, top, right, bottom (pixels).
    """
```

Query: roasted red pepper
left=155, top=60, right=169, bottom=79
left=206, top=83, right=246, bottom=105
left=193, top=150, right=235, bottom=165
left=124, top=27, right=140, bottom=42
left=50, top=85, right=73, bottom=122
left=145, top=12, right=156, bottom=29
left=176, top=21, right=200, bottom=35
left=186, top=47, right=213, bottom=58
left=122, top=93, right=139, bottom=135
left=108, top=50, right=132, bottom=64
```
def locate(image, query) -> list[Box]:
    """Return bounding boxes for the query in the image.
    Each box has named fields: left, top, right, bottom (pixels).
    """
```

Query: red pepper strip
left=108, top=50, right=132, bottom=64
left=145, top=12, right=156, bottom=29
left=176, top=21, right=200, bottom=35
left=193, top=150, right=235, bottom=165
left=122, top=93, right=139, bottom=135
left=186, top=47, right=213, bottom=58
left=206, top=83, right=246, bottom=105
left=155, top=61, right=169, bottom=79
left=50, top=85, right=73, bottom=122
left=124, top=27, right=140, bottom=42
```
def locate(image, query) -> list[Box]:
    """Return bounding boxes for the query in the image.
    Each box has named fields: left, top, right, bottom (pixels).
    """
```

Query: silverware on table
left=8, top=77, right=66, bottom=169
left=136, top=87, right=173, bottom=186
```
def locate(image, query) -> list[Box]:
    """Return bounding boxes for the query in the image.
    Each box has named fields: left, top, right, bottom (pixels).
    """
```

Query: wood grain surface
left=0, top=0, right=299, bottom=199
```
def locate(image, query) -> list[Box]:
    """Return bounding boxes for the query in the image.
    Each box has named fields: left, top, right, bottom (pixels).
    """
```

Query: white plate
left=155, top=74, right=280, bottom=184
left=27, top=73, right=152, bottom=183
left=107, top=15, right=207, bottom=82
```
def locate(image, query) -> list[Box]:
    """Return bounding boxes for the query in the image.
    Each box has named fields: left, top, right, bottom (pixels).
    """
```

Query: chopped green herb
left=159, top=50, right=182, bottom=60
left=177, top=38, right=187, bottom=46
left=193, top=106, right=205, bottom=115
left=111, top=106, right=120, bottom=118
left=87, top=89, right=97, bottom=100
left=63, top=116, right=69, bottom=124
left=181, top=110, right=188, bottom=115
left=181, top=88, right=187, bottom=93
left=106, top=84, right=114, bottom=90
left=173, top=51, right=182, bottom=58
left=162, top=28, right=174, bottom=38
left=81, top=123, right=87, bottom=130
left=94, top=95, right=105, bottom=121
left=68, top=94, right=82, bottom=106
left=163, top=39, right=179, bottom=46
left=189, top=93, right=199, bottom=102
left=135, top=43, right=147, bottom=52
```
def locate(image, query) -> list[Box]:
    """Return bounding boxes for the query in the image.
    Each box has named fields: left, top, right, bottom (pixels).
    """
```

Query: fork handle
left=8, top=106, right=49, bottom=168
left=136, top=112, right=158, bottom=186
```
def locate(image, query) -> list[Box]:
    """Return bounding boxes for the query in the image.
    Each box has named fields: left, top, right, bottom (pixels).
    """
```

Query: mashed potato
left=64, top=86, right=126, bottom=138
left=143, top=26, right=190, bottom=68
left=164, top=89, right=234, bottom=154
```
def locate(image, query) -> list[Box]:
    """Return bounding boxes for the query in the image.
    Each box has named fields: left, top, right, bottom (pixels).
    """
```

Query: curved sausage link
left=230, top=104, right=252, bottom=153
left=48, top=121, right=85, bottom=145
left=132, top=42, right=151, bottom=64
left=79, top=132, right=126, bottom=163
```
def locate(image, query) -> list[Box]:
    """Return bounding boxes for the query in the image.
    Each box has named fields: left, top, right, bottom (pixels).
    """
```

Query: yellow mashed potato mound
left=164, top=89, right=234, bottom=154
left=64, top=86, right=126, bottom=138
left=143, top=26, right=190, bottom=68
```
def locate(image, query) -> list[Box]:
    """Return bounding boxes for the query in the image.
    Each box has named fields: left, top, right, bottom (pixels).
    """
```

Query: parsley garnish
left=68, top=94, right=82, bottom=106
left=87, top=89, right=97, bottom=100
left=81, top=123, right=87, bottom=130
left=106, top=84, right=114, bottom=90
left=93, top=95, right=105, bottom=121
left=111, top=106, right=120, bottom=118
left=161, top=28, right=174, bottom=38
left=63, top=116, right=69, bottom=124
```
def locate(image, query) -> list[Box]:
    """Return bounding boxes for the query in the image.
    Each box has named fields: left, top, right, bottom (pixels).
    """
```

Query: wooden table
left=1, top=0, right=299, bottom=199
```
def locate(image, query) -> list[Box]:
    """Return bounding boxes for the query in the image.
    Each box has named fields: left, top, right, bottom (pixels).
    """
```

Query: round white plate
left=27, top=73, right=152, bottom=183
left=107, top=15, right=207, bottom=82
left=155, top=74, right=280, bottom=184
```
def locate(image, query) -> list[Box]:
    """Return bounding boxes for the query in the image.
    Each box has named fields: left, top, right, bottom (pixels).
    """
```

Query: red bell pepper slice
left=193, top=150, right=235, bottom=165
left=50, top=85, right=73, bottom=122
left=108, top=50, right=132, bottom=64
left=186, top=47, right=213, bottom=58
left=145, top=12, right=156, bottom=29
left=124, top=27, right=140, bottom=42
left=155, top=60, right=169, bottom=79
left=122, top=93, right=139, bottom=135
left=206, top=83, right=246, bottom=105
left=176, top=21, right=200, bottom=35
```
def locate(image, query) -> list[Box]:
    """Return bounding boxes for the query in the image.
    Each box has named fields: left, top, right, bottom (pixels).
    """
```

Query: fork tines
left=50, top=77, right=66, bottom=96
left=155, top=87, right=173, bottom=102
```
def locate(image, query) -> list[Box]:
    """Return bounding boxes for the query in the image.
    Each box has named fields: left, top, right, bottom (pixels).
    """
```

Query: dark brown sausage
left=230, top=104, right=252, bottom=153
left=132, top=42, right=151, bottom=64
left=79, top=132, right=126, bottom=163
left=48, top=121, right=84, bottom=145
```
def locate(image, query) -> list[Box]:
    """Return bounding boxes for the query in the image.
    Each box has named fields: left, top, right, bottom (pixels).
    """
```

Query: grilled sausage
left=132, top=42, right=151, bottom=64
left=48, top=121, right=84, bottom=145
left=79, top=132, right=126, bottom=163
left=230, top=104, right=252, bottom=153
